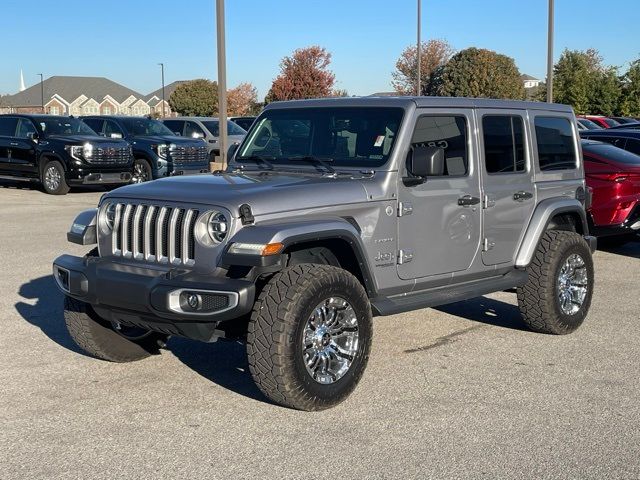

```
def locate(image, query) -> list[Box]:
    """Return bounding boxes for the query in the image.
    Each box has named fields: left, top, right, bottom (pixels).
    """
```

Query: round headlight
left=207, top=211, right=228, bottom=243
left=99, top=203, right=117, bottom=233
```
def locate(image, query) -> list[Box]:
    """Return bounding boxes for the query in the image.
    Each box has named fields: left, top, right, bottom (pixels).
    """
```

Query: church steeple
left=19, top=70, right=26, bottom=92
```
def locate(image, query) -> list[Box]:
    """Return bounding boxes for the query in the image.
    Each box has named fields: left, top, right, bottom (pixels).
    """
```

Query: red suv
left=582, top=115, right=620, bottom=129
left=582, top=139, right=640, bottom=243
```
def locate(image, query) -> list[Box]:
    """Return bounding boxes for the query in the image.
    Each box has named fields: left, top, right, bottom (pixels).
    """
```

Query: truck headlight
left=208, top=211, right=228, bottom=243
left=66, top=143, right=93, bottom=161
left=98, top=202, right=117, bottom=234
left=155, top=144, right=173, bottom=159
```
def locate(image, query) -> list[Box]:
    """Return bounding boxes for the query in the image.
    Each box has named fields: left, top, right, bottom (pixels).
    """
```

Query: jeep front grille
left=111, top=203, right=199, bottom=266
left=170, top=145, right=208, bottom=164
left=88, top=146, right=131, bottom=165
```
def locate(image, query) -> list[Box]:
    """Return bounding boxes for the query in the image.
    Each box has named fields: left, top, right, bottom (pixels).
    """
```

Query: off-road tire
left=247, top=264, right=372, bottom=411
left=64, top=296, right=166, bottom=362
left=41, top=160, right=70, bottom=195
left=517, top=230, right=594, bottom=334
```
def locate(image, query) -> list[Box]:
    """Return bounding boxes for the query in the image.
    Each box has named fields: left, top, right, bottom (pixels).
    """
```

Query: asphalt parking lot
left=1, top=181, right=639, bottom=479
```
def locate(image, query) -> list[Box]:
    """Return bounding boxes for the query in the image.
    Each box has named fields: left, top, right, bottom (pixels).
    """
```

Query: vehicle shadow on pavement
left=434, top=295, right=529, bottom=332
left=15, top=275, right=89, bottom=356
left=597, top=239, right=640, bottom=259
left=169, top=337, right=271, bottom=404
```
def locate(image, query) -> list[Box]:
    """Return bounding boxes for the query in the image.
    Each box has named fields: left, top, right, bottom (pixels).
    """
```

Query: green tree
left=169, top=79, right=218, bottom=116
left=552, top=50, right=591, bottom=113
left=619, top=59, right=640, bottom=117
left=428, top=47, right=525, bottom=99
left=391, top=39, right=455, bottom=95
left=589, top=67, right=621, bottom=116
left=265, top=46, right=335, bottom=103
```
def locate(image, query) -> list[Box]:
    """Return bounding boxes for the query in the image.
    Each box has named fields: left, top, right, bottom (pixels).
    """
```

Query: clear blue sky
left=1, top=0, right=638, bottom=98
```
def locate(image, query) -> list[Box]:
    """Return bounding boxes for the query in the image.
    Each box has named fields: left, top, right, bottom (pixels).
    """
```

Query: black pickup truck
left=0, top=114, right=133, bottom=194
left=82, top=116, right=209, bottom=183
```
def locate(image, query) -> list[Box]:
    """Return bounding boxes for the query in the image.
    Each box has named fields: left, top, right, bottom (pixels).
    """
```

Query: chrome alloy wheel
left=131, top=162, right=149, bottom=183
left=557, top=253, right=588, bottom=315
left=44, top=165, right=61, bottom=191
left=302, top=297, right=359, bottom=384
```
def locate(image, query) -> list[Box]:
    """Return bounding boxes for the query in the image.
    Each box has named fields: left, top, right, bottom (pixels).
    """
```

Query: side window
left=15, top=119, right=37, bottom=138
left=82, top=118, right=103, bottom=134
left=482, top=115, right=526, bottom=173
left=0, top=117, right=19, bottom=137
left=411, top=115, right=468, bottom=176
left=163, top=120, right=184, bottom=136
left=185, top=121, right=205, bottom=138
left=626, top=139, right=640, bottom=155
left=534, top=116, right=577, bottom=171
left=104, top=121, right=123, bottom=138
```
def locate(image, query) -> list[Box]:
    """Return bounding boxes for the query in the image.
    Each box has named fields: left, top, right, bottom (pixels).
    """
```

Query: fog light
left=181, top=292, right=202, bottom=311
left=54, top=266, right=70, bottom=292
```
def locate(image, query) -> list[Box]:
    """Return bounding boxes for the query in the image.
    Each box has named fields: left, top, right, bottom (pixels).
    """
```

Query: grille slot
left=111, top=203, right=198, bottom=266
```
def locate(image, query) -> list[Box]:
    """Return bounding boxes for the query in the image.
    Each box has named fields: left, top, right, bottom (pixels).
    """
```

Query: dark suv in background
left=82, top=116, right=209, bottom=183
left=0, top=114, right=133, bottom=195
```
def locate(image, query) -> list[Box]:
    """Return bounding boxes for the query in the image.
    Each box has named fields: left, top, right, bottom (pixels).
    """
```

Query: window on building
left=411, top=115, right=468, bottom=176
left=482, top=115, right=526, bottom=174
left=103, top=106, right=111, bottom=115
left=50, top=106, right=60, bottom=115
left=534, top=116, right=577, bottom=171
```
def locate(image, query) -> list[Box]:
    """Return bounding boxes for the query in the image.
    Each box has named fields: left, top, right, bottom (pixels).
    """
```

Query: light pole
left=216, top=0, right=228, bottom=170
left=416, top=0, right=421, bottom=96
left=158, top=63, right=166, bottom=117
left=37, top=73, right=44, bottom=113
left=546, top=0, right=554, bottom=103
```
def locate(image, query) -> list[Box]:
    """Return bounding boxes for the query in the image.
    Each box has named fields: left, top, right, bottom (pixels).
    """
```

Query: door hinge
left=398, top=249, right=414, bottom=264
left=483, top=238, right=496, bottom=252
left=398, top=202, right=413, bottom=217
left=483, top=195, right=496, bottom=209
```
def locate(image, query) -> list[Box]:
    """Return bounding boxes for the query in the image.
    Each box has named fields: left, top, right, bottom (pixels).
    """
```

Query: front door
left=478, top=110, right=536, bottom=265
left=397, top=109, right=482, bottom=280
left=11, top=118, right=39, bottom=176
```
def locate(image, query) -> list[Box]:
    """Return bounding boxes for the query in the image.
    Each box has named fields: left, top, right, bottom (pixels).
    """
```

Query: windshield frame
left=234, top=106, right=406, bottom=171
left=120, top=117, right=175, bottom=137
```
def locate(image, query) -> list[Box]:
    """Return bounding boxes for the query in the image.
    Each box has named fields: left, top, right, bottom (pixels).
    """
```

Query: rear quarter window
left=534, top=116, right=577, bottom=171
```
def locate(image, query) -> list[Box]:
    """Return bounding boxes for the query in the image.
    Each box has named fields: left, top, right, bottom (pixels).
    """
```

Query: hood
left=132, top=135, right=205, bottom=146
left=104, top=171, right=370, bottom=217
left=47, top=134, right=129, bottom=146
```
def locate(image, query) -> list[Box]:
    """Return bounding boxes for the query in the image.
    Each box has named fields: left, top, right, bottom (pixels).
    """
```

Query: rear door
left=396, top=108, right=482, bottom=280
left=0, top=117, right=19, bottom=174
left=478, top=110, right=536, bottom=265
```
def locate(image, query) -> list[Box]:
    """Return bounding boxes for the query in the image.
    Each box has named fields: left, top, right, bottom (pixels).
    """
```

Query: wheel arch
left=39, top=152, right=67, bottom=173
left=223, top=218, right=377, bottom=297
left=515, top=198, right=589, bottom=268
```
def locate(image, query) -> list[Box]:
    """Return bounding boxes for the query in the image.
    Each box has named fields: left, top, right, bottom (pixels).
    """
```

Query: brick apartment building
left=0, top=76, right=185, bottom=117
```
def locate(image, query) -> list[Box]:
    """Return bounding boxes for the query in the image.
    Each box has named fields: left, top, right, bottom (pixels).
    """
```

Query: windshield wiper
left=288, top=156, right=335, bottom=173
left=236, top=155, right=276, bottom=170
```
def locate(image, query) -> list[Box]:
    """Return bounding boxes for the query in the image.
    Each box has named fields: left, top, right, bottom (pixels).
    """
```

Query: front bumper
left=66, top=166, right=134, bottom=185
left=52, top=254, right=255, bottom=342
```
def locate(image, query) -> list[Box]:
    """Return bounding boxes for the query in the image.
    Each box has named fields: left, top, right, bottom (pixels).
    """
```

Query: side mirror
left=227, top=143, right=240, bottom=161
left=27, top=132, right=39, bottom=142
left=110, top=133, right=123, bottom=139
left=405, top=146, right=445, bottom=185
left=192, top=132, right=204, bottom=139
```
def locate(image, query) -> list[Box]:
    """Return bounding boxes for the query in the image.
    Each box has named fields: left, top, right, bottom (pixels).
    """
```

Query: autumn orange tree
left=227, top=82, right=259, bottom=116
left=392, top=39, right=454, bottom=95
left=266, top=46, right=336, bottom=102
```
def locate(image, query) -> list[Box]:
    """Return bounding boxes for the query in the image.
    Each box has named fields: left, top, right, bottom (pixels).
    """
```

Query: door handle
left=458, top=195, right=480, bottom=206
left=513, top=191, right=533, bottom=202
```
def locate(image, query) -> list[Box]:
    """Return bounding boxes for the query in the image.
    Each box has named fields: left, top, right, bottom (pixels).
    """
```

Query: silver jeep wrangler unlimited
left=53, top=97, right=596, bottom=411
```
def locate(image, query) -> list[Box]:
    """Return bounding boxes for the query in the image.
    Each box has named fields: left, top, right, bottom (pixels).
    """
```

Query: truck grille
left=170, top=144, right=208, bottom=164
left=111, top=203, right=199, bottom=266
left=88, top=146, right=131, bottom=165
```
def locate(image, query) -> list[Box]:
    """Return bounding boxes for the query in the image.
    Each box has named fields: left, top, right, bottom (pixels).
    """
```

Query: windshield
left=202, top=120, right=247, bottom=136
left=583, top=142, right=640, bottom=165
left=38, top=117, right=97, bottom=136
left=236, top=107, right=404, bottom=169
left=603, top=118, right=620, bottom=127
left=120, top=117, right=174, bottom=136
left=579, top=118, right=602, bottom=130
